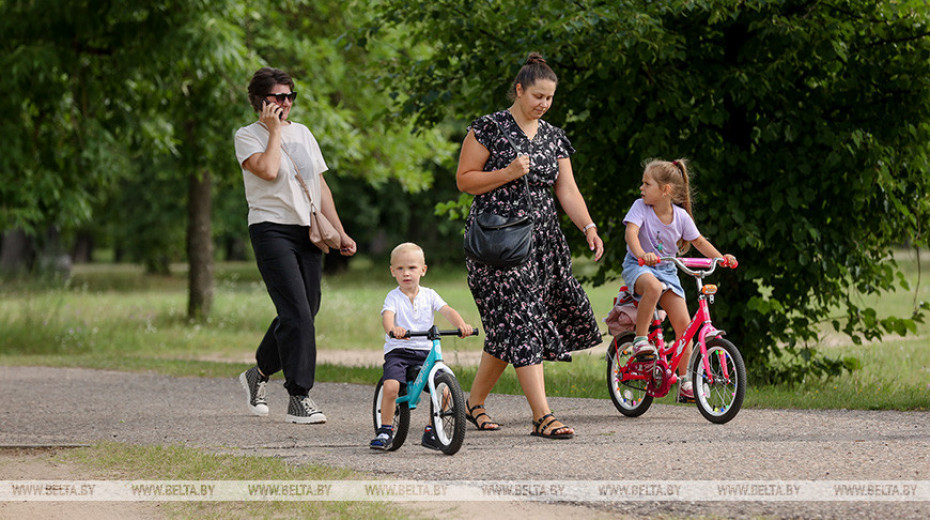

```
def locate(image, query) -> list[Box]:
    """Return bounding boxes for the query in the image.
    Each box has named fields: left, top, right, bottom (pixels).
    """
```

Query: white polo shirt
left=381, top=287, right=448, bottom=353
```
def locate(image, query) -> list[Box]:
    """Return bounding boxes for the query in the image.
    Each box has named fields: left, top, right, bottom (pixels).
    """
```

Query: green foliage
left=0, top=0, right=251, bottom=275
left=1, top=0, right=460, bottom=274
left=370, top=0, right=930, bottom=381
left=237, top=1, right=461, bottom=259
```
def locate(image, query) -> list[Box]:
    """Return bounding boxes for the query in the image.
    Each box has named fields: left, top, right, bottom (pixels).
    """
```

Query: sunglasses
left=265, top=91, right=297, bottom=103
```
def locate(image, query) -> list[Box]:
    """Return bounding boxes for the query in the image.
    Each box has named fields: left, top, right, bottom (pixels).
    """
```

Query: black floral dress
left=465, top=110, right=602, bottom=367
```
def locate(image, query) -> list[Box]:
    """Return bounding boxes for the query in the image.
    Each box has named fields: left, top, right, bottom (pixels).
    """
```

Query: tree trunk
left=0, top=230, right=34, bottom=276
left=71, top=231, right=94, bottom=263
left=187, top=167, right=214, bottom=321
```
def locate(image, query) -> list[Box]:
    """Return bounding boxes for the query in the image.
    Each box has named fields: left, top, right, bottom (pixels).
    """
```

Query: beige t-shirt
left=234, top=121, right=328, bottom=227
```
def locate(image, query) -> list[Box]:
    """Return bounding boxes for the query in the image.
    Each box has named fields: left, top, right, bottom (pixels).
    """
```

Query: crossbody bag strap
left=491, top=117, right=534, bottom=213
left=281, top=146, right=318, bottom=213
left=258, top=121, right=318, bottom=212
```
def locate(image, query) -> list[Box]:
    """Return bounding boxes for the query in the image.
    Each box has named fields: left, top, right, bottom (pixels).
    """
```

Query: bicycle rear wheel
left=429, top=371, right=466, bottom=455
left=690, top=337, right=746, bottom=424
left=372, top=378, right=410, bottom=450
left=606, top=334, right=653, bottom=417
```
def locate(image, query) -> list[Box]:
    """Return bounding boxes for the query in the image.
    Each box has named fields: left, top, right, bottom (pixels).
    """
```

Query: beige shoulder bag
left=282, top=147, right=342, bottom=254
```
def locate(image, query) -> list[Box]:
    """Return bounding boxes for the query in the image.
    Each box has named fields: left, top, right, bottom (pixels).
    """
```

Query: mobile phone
left=262, top=100, right=284, bottom=120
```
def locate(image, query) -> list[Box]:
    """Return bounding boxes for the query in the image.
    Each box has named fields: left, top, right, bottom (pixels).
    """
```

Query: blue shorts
left=621, top=252, right=686, bottom=301
left=382, top=348, right=429, bottom=383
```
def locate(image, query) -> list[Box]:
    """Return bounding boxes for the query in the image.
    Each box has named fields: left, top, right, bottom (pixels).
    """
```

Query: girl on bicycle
left=622, top=158, right=736, bottom=401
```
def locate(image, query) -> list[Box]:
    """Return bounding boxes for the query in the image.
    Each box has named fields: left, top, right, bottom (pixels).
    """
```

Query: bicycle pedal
left=631, top=352, right=657, bottom=363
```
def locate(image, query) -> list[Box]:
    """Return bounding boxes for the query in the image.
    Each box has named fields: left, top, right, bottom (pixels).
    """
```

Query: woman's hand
left=505, top=154, right=530, bottom=180
left=338, top=233, right=357, bottom=257
left=258, top=101, right=283, bottom=131
left=585, top=227, right=604, bottom=262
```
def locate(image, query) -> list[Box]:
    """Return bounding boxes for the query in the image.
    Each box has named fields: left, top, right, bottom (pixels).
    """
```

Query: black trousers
left=249, top=222, right=323, bottom=396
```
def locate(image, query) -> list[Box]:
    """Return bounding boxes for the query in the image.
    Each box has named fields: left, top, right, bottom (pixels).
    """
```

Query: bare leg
left=515, top=363, right=573, bottom=435
left=379, top=379, right=400, bottom=426
left=466, top=351, right=506, bottom=429
left=660, top=292, right=692, bottom=375
left=633, top=273, right=664, bottom=337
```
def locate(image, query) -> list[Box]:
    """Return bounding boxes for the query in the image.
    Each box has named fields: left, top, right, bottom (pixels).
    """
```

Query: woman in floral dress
left=457, top=53, right=603, bottom=439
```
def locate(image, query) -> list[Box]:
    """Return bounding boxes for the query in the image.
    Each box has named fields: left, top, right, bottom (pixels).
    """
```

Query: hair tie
left=671, top=160, right=683, bottom=173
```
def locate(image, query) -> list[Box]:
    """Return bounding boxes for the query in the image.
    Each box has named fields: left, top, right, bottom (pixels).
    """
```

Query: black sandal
left=531, top=413, right=574, bottom=439
left=465, top=400, right=501, bottom=431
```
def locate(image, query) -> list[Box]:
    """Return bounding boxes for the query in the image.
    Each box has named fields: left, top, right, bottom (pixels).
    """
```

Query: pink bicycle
left=606, top=256, right=746, bottom=424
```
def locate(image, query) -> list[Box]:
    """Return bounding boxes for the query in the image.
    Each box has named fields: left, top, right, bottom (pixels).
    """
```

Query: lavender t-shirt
left=623, top=199, right=700, bottom=257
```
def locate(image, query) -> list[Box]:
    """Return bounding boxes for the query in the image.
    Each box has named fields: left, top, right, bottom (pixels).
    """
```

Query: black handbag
left=463, top=117, right=534, bottom=268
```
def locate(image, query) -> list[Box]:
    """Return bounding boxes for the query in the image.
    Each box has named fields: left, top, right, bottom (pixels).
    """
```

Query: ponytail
left=644, top=158, right=694, bottom=254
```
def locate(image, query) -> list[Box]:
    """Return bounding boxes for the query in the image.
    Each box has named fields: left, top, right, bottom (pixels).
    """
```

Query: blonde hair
left=644, top=158, right=694, bottom=253
left=390, top=242, right=426, bottom=265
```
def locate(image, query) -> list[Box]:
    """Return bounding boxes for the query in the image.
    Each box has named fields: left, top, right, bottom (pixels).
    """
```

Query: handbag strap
left=257, top=121, right=319, bottom=212
left=491, top=116, right=534, bottom=213
left=280, top=145, right=319, bottom=213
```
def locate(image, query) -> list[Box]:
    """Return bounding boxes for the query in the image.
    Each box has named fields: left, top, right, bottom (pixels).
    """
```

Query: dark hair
left=508, top=52, right=558, bottom=101
left=247, top=67, right=295, bottom=112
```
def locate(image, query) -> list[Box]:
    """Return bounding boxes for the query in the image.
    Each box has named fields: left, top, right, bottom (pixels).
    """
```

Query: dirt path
left=2, top=366, right=928, bottom=519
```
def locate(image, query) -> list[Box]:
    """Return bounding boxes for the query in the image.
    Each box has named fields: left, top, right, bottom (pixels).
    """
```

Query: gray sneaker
left=286, top=395, right=327, bottom=424
left=239, top=367, right=268, bottom=416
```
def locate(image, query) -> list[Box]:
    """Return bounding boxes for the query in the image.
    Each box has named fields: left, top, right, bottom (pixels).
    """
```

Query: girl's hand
left=641, top=252, right=658, bottom=266
left=506, top=154, right=530, bottom=180
left=723, top=254, right=738, bottom=267
left=585, top=228, right=604, bottom=261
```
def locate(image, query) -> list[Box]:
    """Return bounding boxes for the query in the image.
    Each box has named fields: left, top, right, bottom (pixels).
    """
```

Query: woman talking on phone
left=234, top=67, right=357, bottom=425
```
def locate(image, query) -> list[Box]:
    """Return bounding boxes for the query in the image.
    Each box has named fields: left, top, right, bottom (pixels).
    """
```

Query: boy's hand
left=388, top=326, right=408, bottom=339
left=458, top=324, right=474, bottom=338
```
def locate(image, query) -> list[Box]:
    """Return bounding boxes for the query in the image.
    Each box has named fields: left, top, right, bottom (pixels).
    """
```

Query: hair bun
left=526, top=52, right=546, bottom=65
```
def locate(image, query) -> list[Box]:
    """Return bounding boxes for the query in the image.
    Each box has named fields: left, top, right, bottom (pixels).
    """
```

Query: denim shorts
left=621, top=252, right=686, bottom=301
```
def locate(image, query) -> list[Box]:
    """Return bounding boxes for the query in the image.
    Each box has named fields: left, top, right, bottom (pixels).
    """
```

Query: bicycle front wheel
left=690, top=337, right=746, bottom=424
left=606, top=334, right=653, bottom=417
left=429, top=371, right=466, bottom=455
left=373, top=378, right=410, bottom=450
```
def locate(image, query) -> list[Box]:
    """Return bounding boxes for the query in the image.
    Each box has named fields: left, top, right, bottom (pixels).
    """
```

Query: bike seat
left=406, top=365, right=421, bottom=382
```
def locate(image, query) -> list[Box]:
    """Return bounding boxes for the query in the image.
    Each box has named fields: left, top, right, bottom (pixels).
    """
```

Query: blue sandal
left=369, top=426, right=394, bottom=450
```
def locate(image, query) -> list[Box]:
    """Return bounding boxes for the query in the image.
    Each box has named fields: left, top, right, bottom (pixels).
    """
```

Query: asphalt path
left=1, top=366, right=928, bottom=519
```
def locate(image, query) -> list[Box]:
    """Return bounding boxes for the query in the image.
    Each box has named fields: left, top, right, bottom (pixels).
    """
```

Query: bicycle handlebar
left=389, top=326, right=480, bottom=339
left=637, top=256, right=738, bottom=277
